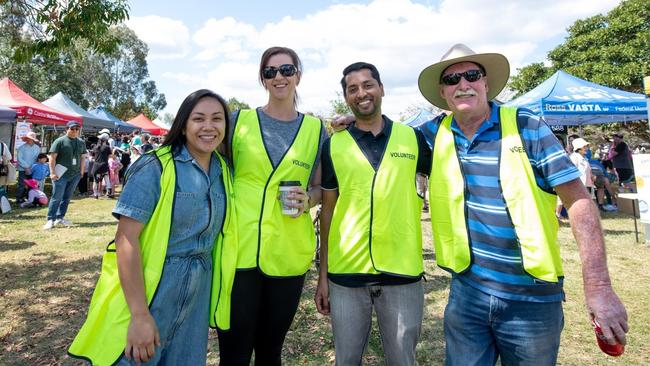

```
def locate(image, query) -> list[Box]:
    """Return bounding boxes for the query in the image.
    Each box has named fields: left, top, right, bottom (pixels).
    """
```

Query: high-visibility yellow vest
left=429, top=107, right=563, bottom=282
left=68, top=146, right=237, bottom=366
left=328, top=122, right=424, bottom=277
left=232, top=109, right=320, bottom=276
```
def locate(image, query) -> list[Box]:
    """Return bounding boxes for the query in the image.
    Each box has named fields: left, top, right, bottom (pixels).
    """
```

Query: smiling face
left=344, top=68, right=384, bottom=120
left=439, top=61, right=489, bottom=114
left=262, top=53, right=301, bottom=102
left=183, top=97, right=226, bottom=162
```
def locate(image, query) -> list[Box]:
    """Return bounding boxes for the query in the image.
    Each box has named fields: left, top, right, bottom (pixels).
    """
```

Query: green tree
left=227, top=97, right=250, bottom=112
left=509, top=0, right=650, bottom=96
left=0, top=0, right=129, bottom=61
left=329, top=92, right=350, bottom=116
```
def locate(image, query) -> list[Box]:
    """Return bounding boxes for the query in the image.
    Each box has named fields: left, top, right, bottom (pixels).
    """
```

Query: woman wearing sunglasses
left=217, top=46, right=327, bottom=364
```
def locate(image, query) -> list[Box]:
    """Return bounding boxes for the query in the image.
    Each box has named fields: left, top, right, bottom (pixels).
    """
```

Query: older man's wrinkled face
left=439, top=61, right=489, bottom=114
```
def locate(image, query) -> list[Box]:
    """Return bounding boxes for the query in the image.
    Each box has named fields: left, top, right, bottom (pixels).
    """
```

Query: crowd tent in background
left=42, top=92, right=115, bottom=132
left=127, top=113, right=168, bottom=136
left=88, top=107, right=139, bottom=134
left=0, top=105, right=16, bottom=150
left=505, top=70, right=647, bottom=126
left=403, top=109, right=436, bottom=128
left=152, top=117, right=171, bottom=132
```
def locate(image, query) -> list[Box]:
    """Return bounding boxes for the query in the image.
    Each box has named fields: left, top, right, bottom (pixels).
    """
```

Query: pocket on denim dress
left=172, top=191, right=200, bottom=237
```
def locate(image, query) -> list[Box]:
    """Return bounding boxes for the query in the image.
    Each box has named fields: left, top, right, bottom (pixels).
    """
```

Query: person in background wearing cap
left=44, top=120, right=87, bottom=230
left=416, top=44, right=628, bottom=365
left=610, top=133, right=634, bottom=184
left=98, top=128, right=115, bottom=149
left=16, top=131, right=41, bottom=203
left=91, top=133, right=113, bottom=199
left=569, top=138, right=595, bottom=193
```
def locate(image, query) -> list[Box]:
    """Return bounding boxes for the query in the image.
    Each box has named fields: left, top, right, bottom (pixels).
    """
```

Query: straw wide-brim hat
left=21, top=131, right=40, bottom=144
left=418, top=43, right=510, bottom=110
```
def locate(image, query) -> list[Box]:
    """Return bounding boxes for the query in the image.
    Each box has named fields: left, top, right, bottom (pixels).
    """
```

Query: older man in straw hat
left=417, top=44, right=628, bottom=365
left=16, top=131, right=41, bottom=203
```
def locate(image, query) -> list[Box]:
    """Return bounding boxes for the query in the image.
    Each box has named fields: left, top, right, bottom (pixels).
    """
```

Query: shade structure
left=0, top=105, right=16, bottom=124
left=127, top=113, right=168, bottom=135
left=42, top=92, right=115, bottom=131
left=152, top=117, right=171, bottom=131
left=403, top=109, right=436, bottom=128
left=88, top=107, right=139, bottom=133
left=0, top=78, right=81, bottom=125
left=505, top=70, right=647, bottom=126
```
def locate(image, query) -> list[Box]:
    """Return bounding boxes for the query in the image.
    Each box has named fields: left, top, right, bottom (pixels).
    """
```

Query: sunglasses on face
left=69, top=127, right=80, bottom=131
left=262, top=64, right=298, bottom=79
left=440, top=69, right=485, bottom=86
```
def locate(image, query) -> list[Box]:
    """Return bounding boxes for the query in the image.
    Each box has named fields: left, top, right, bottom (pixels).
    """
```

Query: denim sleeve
left=112, top=154, right=162, bottom=223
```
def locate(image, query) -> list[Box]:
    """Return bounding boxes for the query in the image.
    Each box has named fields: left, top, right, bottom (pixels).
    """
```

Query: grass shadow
left=74, top=221, right=117, bottom=229
left=0, top=252, right=100, bottom=365
left=0, top=240, right=36, bottom=252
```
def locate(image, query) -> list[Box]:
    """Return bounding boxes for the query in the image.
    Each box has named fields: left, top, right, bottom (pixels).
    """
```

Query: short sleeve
left=112, top=154, right=162, bottom=223
left=517, top=109, right=580, bottom=189
left=49, top=139, right=60, bottom=154
left=414, top=129, right=432, bottom=176
left=320, top=138, right=338, bottom=190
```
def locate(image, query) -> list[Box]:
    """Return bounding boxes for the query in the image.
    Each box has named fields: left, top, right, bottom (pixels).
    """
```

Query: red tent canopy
left=0, top=78, right=82, bottom=125
left=127, top=113, right=168, bottom=135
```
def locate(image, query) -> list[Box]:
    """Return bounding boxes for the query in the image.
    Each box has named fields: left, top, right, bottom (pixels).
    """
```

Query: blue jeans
left=47, top=173, right=81, bottom=220
left=444, top=278, right=564, bottom=366
left=329, top=280, right=424, bottom=366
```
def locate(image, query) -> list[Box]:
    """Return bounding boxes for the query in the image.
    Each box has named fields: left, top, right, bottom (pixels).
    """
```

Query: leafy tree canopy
left=0, top=0, right=129, bottom=61
left=510, top=0, right=650, bottom=96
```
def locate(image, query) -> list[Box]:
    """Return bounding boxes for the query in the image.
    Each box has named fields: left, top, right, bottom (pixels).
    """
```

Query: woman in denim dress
left=112, top=90, right=232, bottom=365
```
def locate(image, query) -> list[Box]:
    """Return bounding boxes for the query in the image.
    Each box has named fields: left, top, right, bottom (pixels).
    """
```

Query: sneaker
left=54, top=218, right=72, bottom=227
left=43, top=220, right=55, bottom=230
left=603, top=204, right=618, bottom=212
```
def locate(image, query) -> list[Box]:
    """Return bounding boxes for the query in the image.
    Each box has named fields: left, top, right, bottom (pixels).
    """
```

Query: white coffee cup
left=279, top=181, right=300, bottom=215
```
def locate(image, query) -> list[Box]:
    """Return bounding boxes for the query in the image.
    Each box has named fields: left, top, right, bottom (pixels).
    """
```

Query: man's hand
left=586, top=287, right=628, bottom=345
left=314, top=275, right=330, bottom=315
left=330, top=114, right=354, bottom=132
left=50, top=173, right=59, bottom=181
left=125, top=312, right=161, bottom=365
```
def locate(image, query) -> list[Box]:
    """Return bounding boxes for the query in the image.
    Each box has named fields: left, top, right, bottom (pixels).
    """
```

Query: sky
left=126, top=0, right=622, bottom=121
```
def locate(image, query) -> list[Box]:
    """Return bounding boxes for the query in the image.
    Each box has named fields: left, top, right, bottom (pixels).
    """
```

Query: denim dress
left=112, top=145, right=226, bottom=365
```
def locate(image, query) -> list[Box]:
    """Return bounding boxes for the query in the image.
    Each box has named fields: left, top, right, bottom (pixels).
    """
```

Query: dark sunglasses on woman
left=263, top=64, right=298, bottom=79
left=440, top=69, right=485, bottom=86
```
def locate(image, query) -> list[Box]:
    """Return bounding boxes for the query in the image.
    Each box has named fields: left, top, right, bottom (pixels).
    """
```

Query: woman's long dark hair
left=162, top=89, right=232, bottom=164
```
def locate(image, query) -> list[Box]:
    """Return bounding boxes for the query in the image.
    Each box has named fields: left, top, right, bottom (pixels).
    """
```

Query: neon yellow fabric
left=328, top=123, right=423, bottom=276
left=429, top=107, right=563, bottom=282
left=499, top=107, right=563, bottom=282
left=429, top=114, right=471, bottom=274
left=232, top=109, right=320, bottom=276
left=69, top=146, right=236, bottom=365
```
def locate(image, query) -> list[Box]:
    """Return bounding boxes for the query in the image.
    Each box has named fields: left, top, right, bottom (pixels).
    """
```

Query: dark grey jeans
left=329, top=279, right=424, bottom=366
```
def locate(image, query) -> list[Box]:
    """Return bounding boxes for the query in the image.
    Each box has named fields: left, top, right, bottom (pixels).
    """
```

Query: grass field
left=0, top=195, right=649, bottom=365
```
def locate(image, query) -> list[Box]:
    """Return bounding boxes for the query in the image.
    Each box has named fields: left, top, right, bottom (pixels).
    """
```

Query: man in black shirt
left=610, top=133, right=634, bottom=183
left=315, top=62, right=430, bottom=366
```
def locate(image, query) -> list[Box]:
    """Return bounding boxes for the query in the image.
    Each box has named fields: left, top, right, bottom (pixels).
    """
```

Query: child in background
left=30, top=153, right=50, bottom=191
left=20, top=179, right=48, bottom=208
left=107, top=151, right=123, bottom=198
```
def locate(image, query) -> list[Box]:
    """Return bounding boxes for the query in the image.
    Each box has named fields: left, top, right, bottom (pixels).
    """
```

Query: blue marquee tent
left=505, top=70, right=646, bottom=126
left=403, top=109, right=436, bottom=128
left=0, top=105, right=16, bottom=124
left=88, top=107, right=139, bottom=133
left=43, top=92, right=115, bottom=131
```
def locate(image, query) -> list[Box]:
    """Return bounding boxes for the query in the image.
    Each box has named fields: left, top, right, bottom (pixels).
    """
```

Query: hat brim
left=418, top=53, right=510, bottom=110
left=21, top=136, right=40, bottom=143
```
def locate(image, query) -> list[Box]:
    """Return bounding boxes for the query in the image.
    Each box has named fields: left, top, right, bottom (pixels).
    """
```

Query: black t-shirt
left=321, top=116, right=431, bottom=287
left=92, top=143, right=112, bottom=175
left=612, top=141, right=633, bottom=169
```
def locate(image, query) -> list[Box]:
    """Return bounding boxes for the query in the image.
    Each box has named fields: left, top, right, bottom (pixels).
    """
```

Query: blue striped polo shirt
left=418, top=102, right=580, bottom=302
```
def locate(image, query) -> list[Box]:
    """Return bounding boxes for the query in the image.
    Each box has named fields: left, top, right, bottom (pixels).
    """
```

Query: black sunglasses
left=262, top=64, right=298, bottom=79
left=440, top=69, right=485, bottom=86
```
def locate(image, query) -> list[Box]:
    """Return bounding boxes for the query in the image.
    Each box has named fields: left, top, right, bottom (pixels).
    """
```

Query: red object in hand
left=593, top=319, right=625, bottom=357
